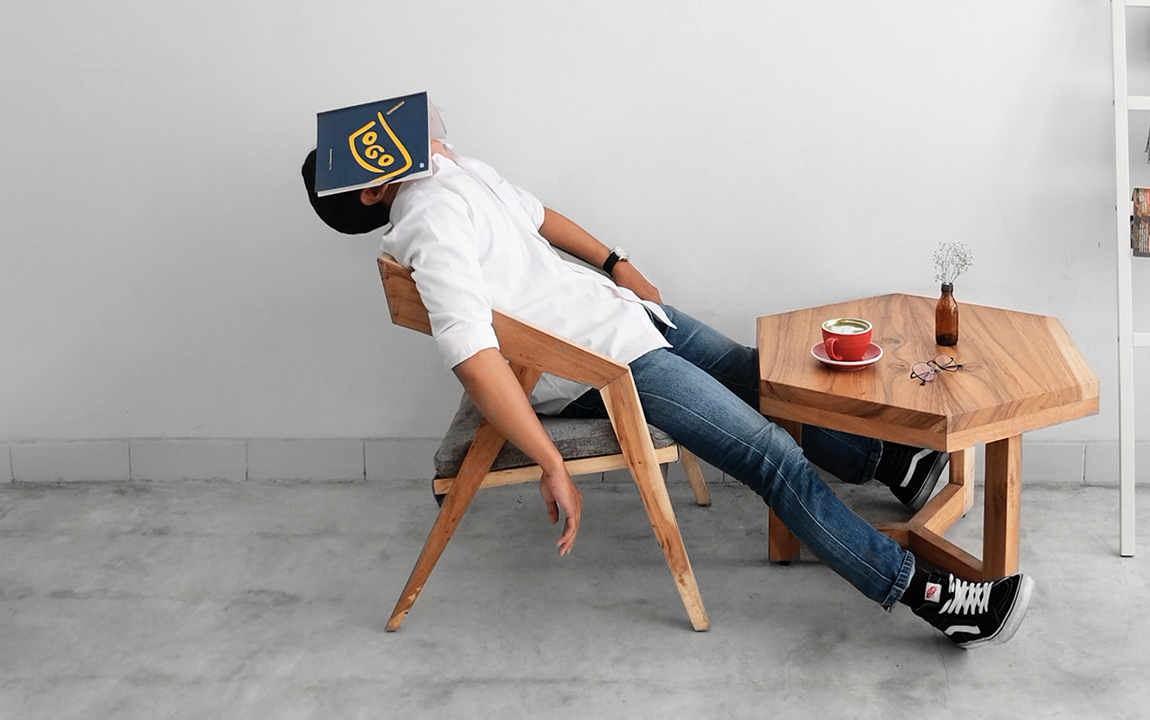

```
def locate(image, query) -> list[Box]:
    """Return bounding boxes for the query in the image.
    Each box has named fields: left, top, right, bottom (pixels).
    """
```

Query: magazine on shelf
left=313, top=91, right=445, bottom=197
left=1132, top=188, right=1150, bottom=257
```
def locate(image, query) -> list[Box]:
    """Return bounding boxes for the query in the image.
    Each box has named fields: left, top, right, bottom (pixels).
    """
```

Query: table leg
left=916, top=447, right=975, bottom=536
left=769, top=419, right=802, bottom=563
left=955, top=446, right=976, bottom=516
left=983, top=435, right=1022, bottom=579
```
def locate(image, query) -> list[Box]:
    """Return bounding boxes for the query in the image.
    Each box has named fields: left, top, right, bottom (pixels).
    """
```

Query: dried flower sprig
left=934, top=241, right=974, bottom=285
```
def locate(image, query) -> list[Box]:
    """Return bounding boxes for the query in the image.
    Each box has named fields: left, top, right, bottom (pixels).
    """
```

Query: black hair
left=300, top=149, right=392, bottom=235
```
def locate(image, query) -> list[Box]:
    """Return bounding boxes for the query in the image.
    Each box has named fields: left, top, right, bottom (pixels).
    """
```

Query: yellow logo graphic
left=348, top=110, right=413, bottom=182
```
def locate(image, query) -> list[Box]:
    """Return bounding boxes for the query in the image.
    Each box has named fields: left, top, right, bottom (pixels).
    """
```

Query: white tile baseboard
left=0, top=438, right=1144, bottom=485
left=1018, top=442, right=1086, bottom=486
left=365, top=439, right=440, bottom=482
left=129, top=439, right=247, bottom=482
left=11, top=441, right=130, bottom=482
left=247, top=439, right=366, bottom=482
left=1084, top=441, right=1150, bottom=487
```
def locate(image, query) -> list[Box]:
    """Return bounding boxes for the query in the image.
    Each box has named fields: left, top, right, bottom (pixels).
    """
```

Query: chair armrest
left=378, top=253, right=629, bottom=388
left=491, top=313, right=628, bottom=389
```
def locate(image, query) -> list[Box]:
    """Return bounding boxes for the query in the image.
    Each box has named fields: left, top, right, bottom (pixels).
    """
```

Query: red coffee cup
left=821, top=318, right=873, bottom=362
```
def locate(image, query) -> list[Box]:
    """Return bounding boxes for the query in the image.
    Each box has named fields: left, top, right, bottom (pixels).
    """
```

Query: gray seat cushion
left=434, top=394, right=676, bottom=479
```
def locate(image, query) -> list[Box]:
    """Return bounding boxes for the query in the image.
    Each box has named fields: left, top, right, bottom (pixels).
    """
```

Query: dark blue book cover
left=314, top=91, right=432, bottom=197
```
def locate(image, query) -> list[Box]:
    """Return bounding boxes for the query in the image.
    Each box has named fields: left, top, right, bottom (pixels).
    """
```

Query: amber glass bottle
left=935, top=283, right=958, bottom=346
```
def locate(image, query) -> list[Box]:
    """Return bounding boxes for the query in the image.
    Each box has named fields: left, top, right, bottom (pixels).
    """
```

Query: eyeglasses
left=910, top=355, right=963, bottom=385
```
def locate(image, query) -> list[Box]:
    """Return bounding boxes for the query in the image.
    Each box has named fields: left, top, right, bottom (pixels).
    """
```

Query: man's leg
left=628, top=346, right=914, bottom=608
left=560, top=334, right=1034, bottom=644
left=627, top=347, right=1035, bottom=647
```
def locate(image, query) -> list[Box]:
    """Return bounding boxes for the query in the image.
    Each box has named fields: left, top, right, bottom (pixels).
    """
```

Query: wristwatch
left=603, top=246, right=630, bottom=276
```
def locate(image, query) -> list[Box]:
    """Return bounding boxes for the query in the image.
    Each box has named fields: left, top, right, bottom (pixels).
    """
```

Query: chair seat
left=434, top=394, right=676, bottom=478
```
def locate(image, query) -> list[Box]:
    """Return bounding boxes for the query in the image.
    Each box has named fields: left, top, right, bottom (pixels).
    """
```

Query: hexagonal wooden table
left=758, top=294, right=1098, bottom=580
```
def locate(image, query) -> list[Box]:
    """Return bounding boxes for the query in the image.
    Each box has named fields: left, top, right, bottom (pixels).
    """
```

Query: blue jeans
left=559, top=305, right=914, bottom=609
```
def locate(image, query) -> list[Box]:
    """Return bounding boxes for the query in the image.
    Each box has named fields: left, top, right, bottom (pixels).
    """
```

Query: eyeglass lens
left=911, top=363, right=935, bottom=384
left=933, top=355, right=959, bottom=370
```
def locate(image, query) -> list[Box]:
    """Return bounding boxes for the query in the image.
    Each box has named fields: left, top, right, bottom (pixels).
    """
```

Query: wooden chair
left=378, top=253, right=711, bottom=632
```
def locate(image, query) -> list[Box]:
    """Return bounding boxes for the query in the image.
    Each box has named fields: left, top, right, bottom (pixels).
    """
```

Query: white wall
left=1, top=2, right=1146, bottom=473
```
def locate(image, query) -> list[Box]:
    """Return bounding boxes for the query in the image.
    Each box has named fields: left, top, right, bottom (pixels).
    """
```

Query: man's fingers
left=557, top=519, right=576, bottom=555
left=557, top=512, right=580, bottom=555
left=556, top=490, right=583, bottom=555
left=541, top=470, right=582, bottom=554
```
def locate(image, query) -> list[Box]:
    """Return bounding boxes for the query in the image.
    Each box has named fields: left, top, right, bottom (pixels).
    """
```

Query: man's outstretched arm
left=453, top=348, right=583, bottom=555
left=538, top=208, right=663, bottom=305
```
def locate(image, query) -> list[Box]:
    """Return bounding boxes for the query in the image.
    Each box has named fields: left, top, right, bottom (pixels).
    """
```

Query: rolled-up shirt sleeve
left=511, top=183, right=545, bottom=230
left=384, top=188, right=499, bottom=369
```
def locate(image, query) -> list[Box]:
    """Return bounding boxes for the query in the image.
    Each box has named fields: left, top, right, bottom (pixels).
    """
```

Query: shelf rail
left=1112, top=0, right=1141, bottom=557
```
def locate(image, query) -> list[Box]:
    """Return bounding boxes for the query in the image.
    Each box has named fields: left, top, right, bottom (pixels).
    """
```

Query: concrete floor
left=1, top=476, right=1147, bottom=720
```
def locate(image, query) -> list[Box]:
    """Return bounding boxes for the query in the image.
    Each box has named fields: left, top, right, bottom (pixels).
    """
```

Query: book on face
left=313, top=91, right=445, bottom=197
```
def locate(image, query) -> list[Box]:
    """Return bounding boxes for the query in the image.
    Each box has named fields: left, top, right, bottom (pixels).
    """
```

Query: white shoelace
left=940, top=575, right=992, bottom=615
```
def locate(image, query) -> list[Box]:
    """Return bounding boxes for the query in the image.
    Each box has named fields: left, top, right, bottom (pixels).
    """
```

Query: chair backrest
left=378, top=254, right=432, bottom=336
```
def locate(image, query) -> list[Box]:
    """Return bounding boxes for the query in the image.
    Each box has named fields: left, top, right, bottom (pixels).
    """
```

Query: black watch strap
left=603, top=250, right=624, bottom=276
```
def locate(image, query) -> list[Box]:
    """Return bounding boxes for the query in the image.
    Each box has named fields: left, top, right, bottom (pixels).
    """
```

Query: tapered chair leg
left=680, top=447, right=711, bottom=507
left=630, top=460, right=710, bottom=630
left=602, top=375, right=709, bottom=631
left=386, top=421, right=505, bottom=631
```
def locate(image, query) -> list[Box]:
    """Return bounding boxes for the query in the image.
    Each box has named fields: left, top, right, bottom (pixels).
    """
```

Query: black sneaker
left=876, top=444, right=948, bottom=511
left=912, top=573, right=1035, bottom=649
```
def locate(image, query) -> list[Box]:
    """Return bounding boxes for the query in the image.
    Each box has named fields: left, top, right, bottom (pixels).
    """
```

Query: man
left=300, top=137, right=1033, bottom=649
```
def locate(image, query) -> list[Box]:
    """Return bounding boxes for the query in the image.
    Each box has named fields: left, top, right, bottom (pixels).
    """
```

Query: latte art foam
left=823, top=318, right=871, bottom=335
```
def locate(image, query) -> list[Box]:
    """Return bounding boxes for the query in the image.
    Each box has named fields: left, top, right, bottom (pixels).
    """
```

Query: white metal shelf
left=1112, top=0, right=1140, bottom=557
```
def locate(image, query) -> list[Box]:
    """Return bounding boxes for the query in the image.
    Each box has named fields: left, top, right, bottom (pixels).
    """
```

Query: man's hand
left=539, top=464, right=582, bottom=555
left=612, top=261, right=663, bottom=305
left=454, top=349, right=582, bottom=555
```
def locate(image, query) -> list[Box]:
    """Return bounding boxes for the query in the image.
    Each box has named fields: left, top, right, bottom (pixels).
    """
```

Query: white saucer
left=810, top=342, right=883, bottom=370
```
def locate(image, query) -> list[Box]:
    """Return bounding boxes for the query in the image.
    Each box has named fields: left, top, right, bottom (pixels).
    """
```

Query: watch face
left=613, top=246, right=629, bottom=260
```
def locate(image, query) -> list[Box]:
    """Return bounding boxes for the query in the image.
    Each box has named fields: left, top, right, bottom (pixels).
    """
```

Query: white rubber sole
left=959, top=574, right=1036, bottom=649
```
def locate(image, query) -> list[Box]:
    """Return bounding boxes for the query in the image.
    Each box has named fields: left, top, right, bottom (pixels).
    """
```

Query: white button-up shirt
left=380, top=152, right=672, bottom=414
